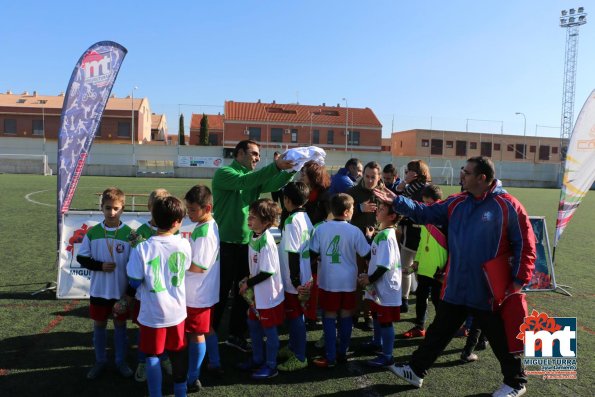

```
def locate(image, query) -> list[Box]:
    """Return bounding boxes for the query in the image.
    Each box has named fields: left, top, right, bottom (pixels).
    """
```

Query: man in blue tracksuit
left=329, top=158, right=362, bottom=194
left=375, top=156, right=536, bottom=397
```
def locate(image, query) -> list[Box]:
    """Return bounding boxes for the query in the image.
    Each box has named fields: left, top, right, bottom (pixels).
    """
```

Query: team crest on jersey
left=116, top=243, right=125, bottom=253
left=372, top=245, right=377, bottom=255
left=482, top=211, right=494, bottom=222
left=252, top=254, right=258, bottom=264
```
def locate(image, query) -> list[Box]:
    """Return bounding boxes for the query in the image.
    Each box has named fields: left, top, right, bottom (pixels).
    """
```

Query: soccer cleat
left=314, top=335, right=325, bottom=349
left=86, top=362, right=107, bottom=380
left=160, top=357, right=173, bottom=376
left=116, top=362, right=134, bottom=378
left=187, top=378, right=203, bottom=393
left=251, top=365, right=278, bottom=380
left=476, top=340, right=489, bottom=351
left=388, top=364, right=423, bottom=388
left=312, top=357, right=336, bottom=368
left=492, top=383, right=526, bottom=397
left=360, top=340, right=382, bottom=354
left=225, top=335, right=252, bottom=352
left=277, top=344, right=294, bottom=360
left=366, top=355, right=395, bottom=367
left=403, top=327, right=426, bottom=339
left=278, top=355, right=307, bottom=372
left=460, top=352, right=479, bottom=363
left=134, top=362, right=146, bottom=382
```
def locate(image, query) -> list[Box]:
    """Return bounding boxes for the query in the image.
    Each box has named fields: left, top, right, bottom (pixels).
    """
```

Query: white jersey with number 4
left=127, top=234, right=191, bottom=328
left=279, top=211, right=313, bottom=294
left=249, top=229, right=284, bottom=310
left=366, top=227, right=402, bottom=306
left=310, top=220, right=371, bottom=292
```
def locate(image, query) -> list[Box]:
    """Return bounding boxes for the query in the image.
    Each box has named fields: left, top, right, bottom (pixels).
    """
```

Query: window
left=529, top=145, right=536, bottom=153
left=507, top=144, right=514, bottom=152
left=494, top=143, right=501, bottom=151
left=456, top=140, right=466, bottom=156
left=3, top=119, right=16, bottom=134
left=349, top=131, right=360, bottom=146
left=421, top=139, right=429, bottom=147
left=481, top=142, right=492, bottom=157
left=539, top=145, right=550, bottom=161
left=515, top=144, right=526, bottom=159
left=431, top=139, right=443, bottom=155
left=117, top=121, right=131, bottom=137
left=291, top=129, right=298, bottom=143
left=248, top=127, right=261, bottom=142
left=552, top=147, right=559, bottom=154
left=208, top=134, right=219, bottom=146
left=312, top=129, right=319, bottom=144
left=271, top=128, right=283, bottom=143
left=470, top=142, right=477, bottom=150
left=32, top=119, right=44, bottom=136
left=446, top=140, right=453, bottom=148
left=327, top=130, right=334, bottom=144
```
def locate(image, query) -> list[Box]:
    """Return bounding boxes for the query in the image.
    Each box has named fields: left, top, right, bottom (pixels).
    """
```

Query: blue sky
left=2, top=1, right=594, bottom=138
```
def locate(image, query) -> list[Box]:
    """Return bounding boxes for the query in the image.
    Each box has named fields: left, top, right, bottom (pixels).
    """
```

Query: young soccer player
left=310, top=193, right=371, bottom=368
left=238, top=198, right=285, bottom=379
left=402, top=185, right=447, bottom=340
left=184, top=185, right=221, bottom=391
left=127, top=196, right=191, bottom=397
left=132, top=188, right=173, bottom=383
left=277, top=182, right=313, bottom=372
left=358, top=202, right=402, bottom=367
left=77, top=187, right=134, bottom=380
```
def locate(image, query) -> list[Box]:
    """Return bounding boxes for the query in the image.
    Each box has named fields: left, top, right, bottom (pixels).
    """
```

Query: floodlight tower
left=559, top=7, right=587, bottom=159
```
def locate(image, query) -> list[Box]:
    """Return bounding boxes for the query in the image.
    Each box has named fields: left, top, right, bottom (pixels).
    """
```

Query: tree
left=178, top=113, right=185, bottom=146
left=199, top=113, right=210, bottom=145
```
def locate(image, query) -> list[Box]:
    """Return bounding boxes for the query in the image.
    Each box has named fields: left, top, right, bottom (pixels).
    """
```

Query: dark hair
left=330, top=193, right=354, bottom=217
left=249, top=198, right=281, bottom=227
left=383, top=164, right=396, bottom=174
left=283, top=181, right=310, bottom=207
left=302, top=160, right=330, bottom=190
left=345, top=158, right=361, bottom=168
left=364, top=161, right=381, bottom=173
left=421, top=184, right=442, bottom=201
left=406, top=159, right=431, bottom=183
left=233, top=139, right=260, bottom=158
left=152, top=196, right=187, bottom=230
left=101, top=187, right=125, bottom=206
left=467, top=156, right=495, bottom=183
left=184, top=185, right=212, bottom=207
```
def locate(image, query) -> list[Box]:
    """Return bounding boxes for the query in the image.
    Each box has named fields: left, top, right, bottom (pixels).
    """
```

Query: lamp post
left=131, top=86, right=138, bottom=165
left=342, top=98, right=348, bottom=152
left=515, top=112, right=527, bottom=159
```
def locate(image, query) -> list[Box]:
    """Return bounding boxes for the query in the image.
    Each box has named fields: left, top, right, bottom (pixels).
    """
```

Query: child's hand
left=102, top=262, right=116, bottom=272
left=358, top=273, right=370, bottom=286
left=361, top=200, right=377, bottom=213
left=365, top=226, right=375, bottom=239
left=412, top=261, right=419, bottom=272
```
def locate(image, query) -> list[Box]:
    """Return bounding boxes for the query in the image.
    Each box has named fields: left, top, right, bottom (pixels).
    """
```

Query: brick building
left=189, top=113, right=223, bottom=146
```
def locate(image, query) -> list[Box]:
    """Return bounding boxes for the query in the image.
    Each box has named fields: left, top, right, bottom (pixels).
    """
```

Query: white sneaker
left=492, top=383, right=526, bottom=397
left=388, top=364, right=423, bottom=388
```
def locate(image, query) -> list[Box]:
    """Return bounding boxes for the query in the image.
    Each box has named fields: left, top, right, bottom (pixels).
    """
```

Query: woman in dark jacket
left=300, top=160, right=331, bottom=225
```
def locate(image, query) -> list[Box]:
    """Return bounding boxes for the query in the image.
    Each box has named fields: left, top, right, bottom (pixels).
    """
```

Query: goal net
left=0, top=154, right=52, bottom=175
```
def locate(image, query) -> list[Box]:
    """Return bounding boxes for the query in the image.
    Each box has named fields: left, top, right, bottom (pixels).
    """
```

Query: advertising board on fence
left=177, top=156, right=223, bottom=168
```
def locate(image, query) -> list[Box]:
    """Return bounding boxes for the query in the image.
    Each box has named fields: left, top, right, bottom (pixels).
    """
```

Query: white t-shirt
left=78, top=222, right=132, bottom=300
left=186, top=219, right=220, bottom=308
left=310, top=220, right=371, bottom=292
left=366, top=227, right=402, bottom=306
left=249, top=230, right=284, bottom=309
left=279, top=211, right=313, bottom=294
left=127, top=234, right=191, bottom=328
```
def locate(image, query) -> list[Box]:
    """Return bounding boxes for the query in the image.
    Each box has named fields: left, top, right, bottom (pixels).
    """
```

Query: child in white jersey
left=277, top=182, right=313, bottom=372
left=238, top=198, right=285, bottom=380
left=184, top=185, right=221, bottom=392
left=358, top=202, right=402, bottom=367
left=127, top=196, right=191, bottom=397
left=310, top=193, right=371, bottom=368
left=77, top=187, right=134, bottom=380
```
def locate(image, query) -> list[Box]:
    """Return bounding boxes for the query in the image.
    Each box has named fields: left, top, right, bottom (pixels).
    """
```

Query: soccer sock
left=146, top=356, right=162, bottom=397
left=114, top=324, right=127, bottom=364
left=322, top=317, right=337, bottom=362
left=205, top=333, right=220, bottom=368
left=173, top=381, right=187, bottom=397
left=338, top=316, right=353, bottom=356
left=93, top=325, right=107, bottom=363
left=380, top=323, right=395, bottom=358
left=247, top=318, right=265, bottom=365
left=187, top=340, right=206, bottom=384
left=373, top=317, right=382, bottom=346
left=263, top=326, right=279, bottom=369
left=137, top=331, right=146, bottom=363
left=288, top=316, right=306, bottom=361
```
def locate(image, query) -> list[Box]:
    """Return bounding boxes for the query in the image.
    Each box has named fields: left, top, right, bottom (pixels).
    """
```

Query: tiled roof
left=224, top=101, right=382, bottom=128
left=151, top=114, right=164, bottom=129
left=0, top=92, right=143, bottom=111
left=190, top=113, right=224, bottom=130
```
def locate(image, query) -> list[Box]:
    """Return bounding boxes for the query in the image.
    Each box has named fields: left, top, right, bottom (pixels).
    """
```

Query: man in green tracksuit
left=212, top=139, right=294, bottom=352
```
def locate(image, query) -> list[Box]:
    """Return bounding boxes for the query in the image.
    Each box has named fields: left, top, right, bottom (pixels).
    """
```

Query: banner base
left=554, top=283, right=572, bottom=297
left=31, top=281, right=57, bottom=296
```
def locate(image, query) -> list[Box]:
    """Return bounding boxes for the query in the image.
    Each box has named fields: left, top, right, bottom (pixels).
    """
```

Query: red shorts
left=90, top=301, right=128, bottom=322
left=248, top=302, right=285, bottom=328
left=304, top=274, right=319, bottom=321
left=284, top=293, right=304, bottom=320
left=139, top=320, right=186, bottom=355
left=369, top=301, right=401, bottom=324
left=132, top=299, right=141, bottom=325
left=185, top=306, right=211, bottom=334
left=318, top=289, right=357, bottom=312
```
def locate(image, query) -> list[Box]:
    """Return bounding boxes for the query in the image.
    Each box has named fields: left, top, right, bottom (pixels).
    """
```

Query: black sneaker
left=224, top=335, right=252, bottom=352
left=476, top=340, right=489, bottom=350
left=187, top=379, right=203, bottom=392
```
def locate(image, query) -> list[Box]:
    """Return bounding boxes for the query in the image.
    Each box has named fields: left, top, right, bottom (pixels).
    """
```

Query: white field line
left=25, top=190, right=54, bottom=207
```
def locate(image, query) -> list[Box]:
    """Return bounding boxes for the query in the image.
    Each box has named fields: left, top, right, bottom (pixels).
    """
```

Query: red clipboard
left=482, top=252, right=513, bottom=306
